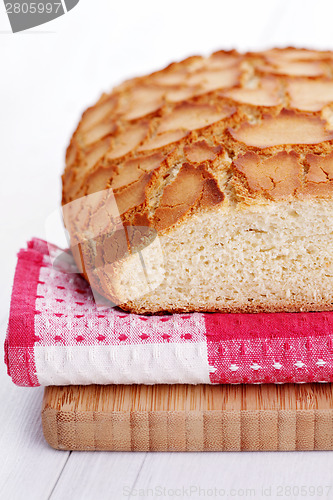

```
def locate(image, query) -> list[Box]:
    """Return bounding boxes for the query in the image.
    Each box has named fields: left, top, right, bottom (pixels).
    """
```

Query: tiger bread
left=62, top=47, right=333, bottom=314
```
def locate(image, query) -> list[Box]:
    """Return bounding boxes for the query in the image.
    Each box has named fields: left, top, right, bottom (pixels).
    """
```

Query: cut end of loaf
left=62, top=47, right=333, bottom=314
left=115, top=200, right=333, bottom=314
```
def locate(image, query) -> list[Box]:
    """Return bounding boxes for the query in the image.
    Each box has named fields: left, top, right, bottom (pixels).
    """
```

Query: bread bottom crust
left=119, top=298, right=333, bottom=315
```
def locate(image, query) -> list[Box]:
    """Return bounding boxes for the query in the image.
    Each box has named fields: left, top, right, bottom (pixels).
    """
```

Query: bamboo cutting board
left=42, top=383, right=333, bottom=451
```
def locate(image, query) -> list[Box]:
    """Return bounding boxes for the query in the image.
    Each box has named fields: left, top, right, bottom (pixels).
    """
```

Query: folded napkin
left=5, top=238, right=333, bottom=387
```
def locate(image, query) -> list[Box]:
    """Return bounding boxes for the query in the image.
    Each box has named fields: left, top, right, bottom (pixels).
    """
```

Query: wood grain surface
left=42, top=383, right=333, bottom=451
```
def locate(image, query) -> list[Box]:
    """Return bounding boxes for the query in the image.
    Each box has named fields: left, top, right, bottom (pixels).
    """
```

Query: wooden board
left=42, top=383, right=333, bottom=451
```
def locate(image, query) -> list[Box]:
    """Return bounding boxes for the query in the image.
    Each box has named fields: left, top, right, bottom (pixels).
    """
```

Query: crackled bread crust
left=62, top=48, right=333, bottom=314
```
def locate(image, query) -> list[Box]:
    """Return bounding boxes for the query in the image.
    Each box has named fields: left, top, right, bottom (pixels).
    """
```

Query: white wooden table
left=2, top=1, right=333, bottom=497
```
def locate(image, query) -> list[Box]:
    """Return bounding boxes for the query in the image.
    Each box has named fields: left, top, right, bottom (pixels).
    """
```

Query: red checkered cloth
left=4, top=238, right=333, bottom=387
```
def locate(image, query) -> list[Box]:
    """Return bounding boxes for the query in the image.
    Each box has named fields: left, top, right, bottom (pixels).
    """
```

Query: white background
left=2, top=0, right=333, bottom=498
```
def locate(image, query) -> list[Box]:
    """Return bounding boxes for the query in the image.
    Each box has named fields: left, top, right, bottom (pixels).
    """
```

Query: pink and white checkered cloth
left=4, top=238, right=333, bottom=387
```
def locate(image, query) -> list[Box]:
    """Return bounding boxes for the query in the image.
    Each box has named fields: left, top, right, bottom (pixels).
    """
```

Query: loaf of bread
left=62, top=48, right=333, bottom=314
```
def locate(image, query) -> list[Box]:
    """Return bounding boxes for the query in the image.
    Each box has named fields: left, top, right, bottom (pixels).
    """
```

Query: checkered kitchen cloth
left=4, top=238, right=333, bottom=387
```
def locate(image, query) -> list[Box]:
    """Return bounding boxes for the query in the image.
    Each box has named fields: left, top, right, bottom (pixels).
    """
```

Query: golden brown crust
left=62, top=47, right=333, bottom=232
left=233, top=150, right=303, bottom=201
left=228, top=110, right=333, bottom=149
left=119, top=298, right=333, bottom=316
left=303, top=151, right=333, bottom=197
left=153, top=163, right=224, bottom=232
